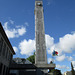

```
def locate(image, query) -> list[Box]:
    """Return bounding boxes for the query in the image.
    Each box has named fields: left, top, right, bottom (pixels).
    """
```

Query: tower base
left=35, top=63, right=55, bottom=75
left=35, top=64, right=55, bottom=69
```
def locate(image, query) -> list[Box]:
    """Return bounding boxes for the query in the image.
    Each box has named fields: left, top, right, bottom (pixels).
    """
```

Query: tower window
left=37, top=3, right=42, bottom=6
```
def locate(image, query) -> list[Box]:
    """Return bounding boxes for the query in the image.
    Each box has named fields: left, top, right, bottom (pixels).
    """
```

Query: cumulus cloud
left=56, top=64, right=69, bottom=69
left=47, top=33, right=75, bottom=62
left=3, top=22, right=26, bottom=38
left=47, top=33, right=75, bottom=57
left=45, top=34, right=54, bottom=49
left=17, top=27, right=26, bottom=36
left=4, top=22, right=8, bottom=29
left=45, top=34, right=55, bottom=55
left=67, top=56, right=73, bottom=61
left=58, top=33, right=75, bottom=53
left=19, top=39, right=35, bottom=56
left=18, top=34, right=54, bottom=57
left=24, top=22, right=29, bottom=26
left=73, top=54, right=75, bottom=56
left=13, top=46, right=18, bottom=53
left=56, top=54, right=66, bottom=61
left=18, top=33, right=75, bottom=60
left=56, top=55, right=73, bottom=62
left=46, top=33, right=75, bottom=62
left=48, top=58, right=55, bottom=63
left=9, top=20, right=14, bottom=24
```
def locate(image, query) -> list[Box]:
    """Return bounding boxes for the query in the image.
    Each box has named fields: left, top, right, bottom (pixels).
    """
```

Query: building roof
left=10, top=58, right=36, bottom=70
left=13, top=58, right=32, bottom=64
left=0, top=22, right=15, bottom=54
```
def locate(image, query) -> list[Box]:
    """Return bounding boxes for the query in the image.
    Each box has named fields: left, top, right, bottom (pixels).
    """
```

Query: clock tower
left=35, top=0, right=47, bottom=64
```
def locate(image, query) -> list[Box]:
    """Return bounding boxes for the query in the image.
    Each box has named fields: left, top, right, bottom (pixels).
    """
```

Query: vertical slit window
left=38, top=34, right=39, bottom=44
left=0, top=38, right=3, bottom=55
left=0, top=63, right=3, bottom=74
left=6, top=47, right=8, bottom=59
left=2, top=43, right=6, bottom=56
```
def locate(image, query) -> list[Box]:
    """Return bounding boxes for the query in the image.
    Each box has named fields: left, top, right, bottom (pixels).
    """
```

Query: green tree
left=49, top=69, right=62, bottom=75
left=27, top=52, right=35, bottom=64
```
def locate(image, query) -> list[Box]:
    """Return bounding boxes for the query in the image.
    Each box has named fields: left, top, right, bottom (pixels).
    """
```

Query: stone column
left=35, top=0, right=47, bottom=65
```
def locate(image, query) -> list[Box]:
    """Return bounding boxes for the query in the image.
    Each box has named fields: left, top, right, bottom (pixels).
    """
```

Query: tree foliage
left=27, top=52, right=35, bottom=64
left=49, top=69, right=62, bottom=75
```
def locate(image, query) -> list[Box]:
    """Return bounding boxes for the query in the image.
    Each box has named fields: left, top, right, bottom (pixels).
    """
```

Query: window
left=11, top=54, right=13, bottom=60
left=2, top=43, right=6, bottom=56
left=0, top=63, right=3, bottom=74
left=0, top=38, right=3, bottom=55
left=38, top=34, right=39, bottom=44
left=3, top=65, right=5, bottom=75
left=6, top=47, right=8, bottom=59
left=7, top=50, right=9, bottom=60
left=9, top=52, right=13, bottom=63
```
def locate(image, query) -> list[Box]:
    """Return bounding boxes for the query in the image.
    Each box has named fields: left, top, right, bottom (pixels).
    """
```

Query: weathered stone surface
left=35, top=1, right=47, bottom=64
left=35, top=64, right=56, bottom=68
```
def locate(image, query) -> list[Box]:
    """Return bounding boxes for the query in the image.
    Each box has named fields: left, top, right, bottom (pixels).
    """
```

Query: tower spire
left=34, top=0, right=56, bottom=74
left=35, top=0, right=47, bottom=64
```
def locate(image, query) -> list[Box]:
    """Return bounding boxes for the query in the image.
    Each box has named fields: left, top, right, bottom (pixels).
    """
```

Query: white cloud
left=67, top=56, right=73, bottom=61
left=17, top=27, right=26, bottom=36
left=59, top=33, right=75, bottom=53
left=5, top=29, right=18, bottom=38
left=45, top=34, right=54, bottom=49
left=45, top=34, right=55, bottom=55
left=72, top=61, right=75, bottom=67
left=25, top=22, right=29, bottom=26
left=19, top=39, right=35, bottom=56
left=18, top=34, right=54, bottom=57
left=56, top=55, right=73, bottom=62
left=13, top=46, right=18, bottom=53
left=18, top=33, right=75, bottom=60
left=73, top=54, right=75, bottom=56
left=9, top=20, right=14, bottom=24
left=56, top=54, right=66, bottom=61
left=56, top=64, right=69, bottom=69
left=48, top=58, right=55, bottom=64
left=47, top=33, right=75, bottom=57
left=3, top=22, right=26, bottom=38
left=4, top=22, right=8, bottom=29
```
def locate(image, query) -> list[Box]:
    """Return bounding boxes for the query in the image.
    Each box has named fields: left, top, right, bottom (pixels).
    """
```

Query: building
left=0, top=22, right=15, bottom=75
left=13, top=58, right=32, bottom=64
left=10, top=58, right=36, bottom=75
left=64, top=71, right=72, bottom=75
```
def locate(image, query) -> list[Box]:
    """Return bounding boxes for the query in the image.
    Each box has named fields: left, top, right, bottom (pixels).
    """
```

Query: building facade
left=0, top=23, right=15, bottom=75
left=10, top=58, right=36, bottom=75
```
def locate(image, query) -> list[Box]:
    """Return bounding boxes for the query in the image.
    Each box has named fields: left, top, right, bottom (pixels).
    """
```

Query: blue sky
left=0, top=0, right=75, bottom=74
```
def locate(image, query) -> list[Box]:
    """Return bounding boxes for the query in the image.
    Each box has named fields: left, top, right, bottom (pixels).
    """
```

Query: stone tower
left=35, top=0, right=47, bottom=64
